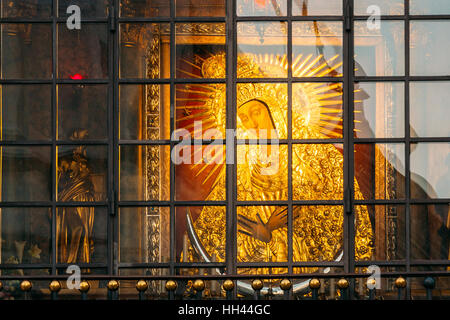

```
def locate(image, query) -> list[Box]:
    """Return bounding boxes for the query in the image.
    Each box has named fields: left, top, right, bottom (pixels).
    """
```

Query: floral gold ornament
left=49, top=281, right=62, bottom=293
left=20, top=280, right=32, bottom=292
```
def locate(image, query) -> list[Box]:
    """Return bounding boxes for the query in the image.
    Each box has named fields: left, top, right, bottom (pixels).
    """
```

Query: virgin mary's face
left=238, top=100, right=276, bottom=138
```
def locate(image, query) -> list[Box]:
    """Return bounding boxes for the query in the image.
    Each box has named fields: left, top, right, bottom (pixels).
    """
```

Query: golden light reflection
left=177, top=52, right=373, bottom=271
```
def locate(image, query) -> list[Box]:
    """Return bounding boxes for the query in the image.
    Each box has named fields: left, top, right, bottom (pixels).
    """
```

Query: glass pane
left=120, top=0, right=170, bottom=17
left=176, top=0, right=225, bottom=17
left=354, top=82, right=405, bottom=139
left=1, top=24, right=52, bottom=79
left=237, top=22, right=287, bottom=78
left=292, top=22, right=343, bottom=78
left=176, top=23, right=226, bottom=79
left=293, top=144, right=343, bottom=200
left=293, top=206, right=345, bottom=262
left=1, top=208, right=51, bottom=265
left=176, top=83, right=226, bottom=137
left=410, top=82, right=450, bottom=138
left=119, top=145, right=170, bottom=201
left=411, top=0, right=450, bottom=15
left=293, top=82, right=343, bottom=139
left=237, top=206, right=287, bottom=262
left=355, top=205, right=405, bottom=261
left=237, top=0, right=286, bottom=16
left=175, top=145, right=225, bottom=201
left=237, top=83, right=287, bottom=139
left=58, top=23, right=108, bottom=79
left=237, top=145, right=287, bottom=201
left=355, top=144, right=405, bottom=200
left=58, top=0, right=109, bottom=17
left=354, top=0, right=404, bottom=16
left=411, top=204, right=450, bottom=260
left=120, top=23, right=170, bottom=79
left=354, top=21, right=404, bottom=76
left=1, top=0, right=52, bottom=18
left=58, top=85, right=108, bottom=141
left=57, top=145, right=107, bottom=201
left=292, top=0, right=342, bottom=16
left=176, top=206, right=225, bottom=263
left=120, top=84, right=170, bottom=140
left=56, top=207, right=107, bottom=263
left=1, top=146, right=51, bottom=201
left=2, top=85, right=51, bottom=141
left=119, top=207, right=170, bottom=263
left=411, top=143, right=450, bottom=199
left=410, top=21, right=450, bottom=76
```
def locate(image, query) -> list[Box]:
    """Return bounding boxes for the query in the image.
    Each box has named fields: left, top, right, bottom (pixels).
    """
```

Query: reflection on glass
left=120, top=85, right=170, bottom=140
left=237, top=22, right=287, bottom=78
left=355, top=205, right=405, bottom=261
left=354, top=21, right=404, bottom=76
left=238, top=145, right=287, bottom=201
left=236, top=83, right=287, bottom=139
left=1, top=208, right=51, bottom=264
left=120, top=23, right=170, bottom=79
left=354, top=0, right=404, bottom=16
left=58, top=85, right=108, bottom=140
left=1, top=24, right=52, bottom=79
left=292, top=82, right=343, bottom=139
left=2, top=85, right=51, bottom=141
left=120, top=145, right=170, bottom=201
left=410, top=82, right=450, bottom=138
left=293, top=144, right=344, bottom=200
left=355, top=143, right=405, bottom=200
left=354, top=82, right=404, bottom=139
left=120, top=0, right=170, bottom=17
left=175, top=145, right=225, bottom=201
left=411, top=204, right=450, bottom=261
left=1, top=0, right=52, bottom=17
left=176, top=206, right=226, bottom=263
left=237, top=0, right=286, bottom=16
left=176, top=83, right=226, bottom=137
left=176, top=23, right=226, bottom=79
left=58, top=24, right=108, bottom=79
left=56, top=207, right=107, bottom=263
left=119, top=207, right=170, bottom=263
left=293, top=0, right=342, bottom=16
left=410, top=21, right=450, bottom=76
left=411, top=0, right=450, bottom=15
left=237, top=206, right=287, bottom=263
left=1, top=146, right=51, bottom=201
left=176, top=0, right=225, bottom=17
left=411, top=143, right=450, bottom=199
left=293, top=206, right=348, bottom=262
left=292, top=22, right=343, bottom=77
left=58, top=0, right=109, bottom=17
left=57, top=145, right=107, bottom=201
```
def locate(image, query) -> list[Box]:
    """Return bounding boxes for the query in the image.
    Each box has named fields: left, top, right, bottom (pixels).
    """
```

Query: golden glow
left=177, top=52, right=374, bottom=272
